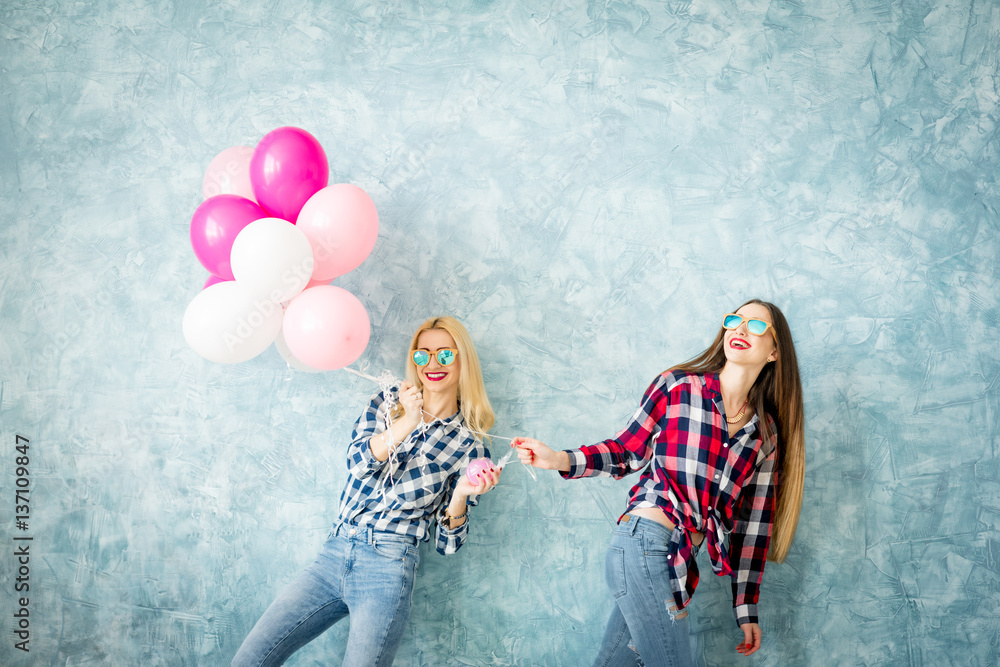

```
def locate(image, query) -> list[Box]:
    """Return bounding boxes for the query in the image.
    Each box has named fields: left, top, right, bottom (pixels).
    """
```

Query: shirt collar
left=703, top=371, right=722, bottom=396
left=424, top=407, right=464, bottom=430
left=703, top=371, right=760, bottom=436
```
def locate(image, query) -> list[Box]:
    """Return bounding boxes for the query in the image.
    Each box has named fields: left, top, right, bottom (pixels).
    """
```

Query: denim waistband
left=616, top=513, right=679, bottom=541
left=333, top=522, right=418, bottom=546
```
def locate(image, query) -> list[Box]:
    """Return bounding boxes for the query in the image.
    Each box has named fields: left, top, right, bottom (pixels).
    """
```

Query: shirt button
left=714, top=474, right=720, bottom=480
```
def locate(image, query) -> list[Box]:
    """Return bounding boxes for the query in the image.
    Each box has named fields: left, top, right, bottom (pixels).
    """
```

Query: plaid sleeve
left=561, top=375, right=667, bottom=480
left=729, top=437, right=778, bottom=627
left=345, top=388, right=393, bottom=480
left=436, top=439, right=491, bottom=555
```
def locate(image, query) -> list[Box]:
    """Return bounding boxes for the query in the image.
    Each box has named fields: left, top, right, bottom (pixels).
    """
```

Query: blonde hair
left=395, top=316, right=495, bottom=437
left=673, top=299, right=805, bottom=563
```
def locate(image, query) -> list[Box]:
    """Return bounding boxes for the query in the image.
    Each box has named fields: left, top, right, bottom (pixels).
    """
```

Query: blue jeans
left=232, top=523, right=420, bottom=667
left=593, top=516, right=695, bottom=667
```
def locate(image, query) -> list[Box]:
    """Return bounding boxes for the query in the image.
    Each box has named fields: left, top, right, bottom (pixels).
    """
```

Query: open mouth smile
left=729, top=338, right=751, bottom=350
left=424, top=372, right=448, bottom=382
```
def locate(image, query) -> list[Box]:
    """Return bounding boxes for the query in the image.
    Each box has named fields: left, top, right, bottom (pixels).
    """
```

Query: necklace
left=725, top=396, right=749, bottom=424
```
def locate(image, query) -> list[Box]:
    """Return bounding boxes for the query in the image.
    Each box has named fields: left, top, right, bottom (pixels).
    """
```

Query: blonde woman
left=514, top=299, right=805, bottom=667
left=234, top=316, right=500, bottom=667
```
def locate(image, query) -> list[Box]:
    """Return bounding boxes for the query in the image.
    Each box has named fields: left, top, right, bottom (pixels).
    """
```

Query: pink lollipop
left=465, top=458, right=495, bottom=484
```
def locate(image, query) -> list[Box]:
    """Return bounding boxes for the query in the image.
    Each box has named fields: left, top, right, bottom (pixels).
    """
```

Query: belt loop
left=622, top=513, right=640, bottom=535
left=367, top=525, right=375, bottom=545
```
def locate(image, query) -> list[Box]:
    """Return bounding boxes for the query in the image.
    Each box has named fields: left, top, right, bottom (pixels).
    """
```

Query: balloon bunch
left=182, top=127, right=379, bottom=371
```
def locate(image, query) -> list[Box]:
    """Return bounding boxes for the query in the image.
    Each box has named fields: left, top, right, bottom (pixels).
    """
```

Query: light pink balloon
left=250, top=127, right=329, bottom=222
left=305, top=276, right=331, bottom=289
left=296, top=184, right=379, bottom=281
left=203, top=146, right=256, bottom=201
left=283, top=286, right=370, bottom=370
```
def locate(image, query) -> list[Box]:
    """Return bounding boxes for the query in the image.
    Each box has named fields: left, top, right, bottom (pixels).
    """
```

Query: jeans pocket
left=372, top=537, right=413, bottom=561
left=643, top=532, right=671, bottom=557
left=642, top=545, right=672, bottom=583
left=605, top=546, right=627, bottom=600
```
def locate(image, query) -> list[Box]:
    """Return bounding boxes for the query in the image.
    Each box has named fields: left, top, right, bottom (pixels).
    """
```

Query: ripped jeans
left=592, top=516, right=695, bottom=667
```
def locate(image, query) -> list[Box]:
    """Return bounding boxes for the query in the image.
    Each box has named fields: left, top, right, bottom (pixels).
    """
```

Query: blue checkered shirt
left=336, top=386, right=490, bottom=555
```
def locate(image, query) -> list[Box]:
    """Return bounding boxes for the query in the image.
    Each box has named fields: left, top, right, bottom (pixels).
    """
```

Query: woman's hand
left=736, top=623, right=761, bottom=657
left=512, top=437, right=571, bottom=472
left=445, top=467, right=501, bottom=529
left=396, top=380, right=423, bottom=427
left=369, top=381, right=423, bottom=461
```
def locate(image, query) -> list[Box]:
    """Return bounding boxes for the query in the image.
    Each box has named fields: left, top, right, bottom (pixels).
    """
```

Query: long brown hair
left=393, top=316, right=495, bottom=437
left=673, top=299, right=804, bottom=563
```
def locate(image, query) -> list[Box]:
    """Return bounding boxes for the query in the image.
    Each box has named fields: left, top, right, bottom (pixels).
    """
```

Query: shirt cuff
left=436, top=513, right=468, bottom=555
left=357, top=437, right=390, bottom=472
left=438, top=517, right=467, bottom=536
left=559, top=449, right=590, bottom=479
left=734, top=603, right=758, bottom=628
left=436, top=499, right=470, bottom=532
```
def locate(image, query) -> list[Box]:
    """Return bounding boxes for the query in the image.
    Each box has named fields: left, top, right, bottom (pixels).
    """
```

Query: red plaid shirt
left=561, top=371, right=777, bottom=627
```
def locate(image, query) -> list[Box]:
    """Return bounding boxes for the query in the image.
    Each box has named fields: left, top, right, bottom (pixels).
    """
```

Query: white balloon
left=273, top=327, right=324, bottom=373
left=183, top=281, right=284, bottom=364
left=231, top=218, right=314, bottom=304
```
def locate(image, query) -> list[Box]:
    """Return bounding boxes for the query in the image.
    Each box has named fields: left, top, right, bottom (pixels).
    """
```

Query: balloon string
left=342, top=365, right=536, bottom=481
left=342, top=366, right=516, bottom=443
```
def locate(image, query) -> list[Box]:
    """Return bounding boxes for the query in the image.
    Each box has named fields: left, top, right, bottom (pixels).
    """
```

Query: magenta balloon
left=297, top=184, right=379, bottom=281
left=282, top=286, right=370, bottom=371
left=250, top=127, right=329, bottom=222
left=190, top=195, right=268, bottom=280
left=203, top=274, right=229, bottom=290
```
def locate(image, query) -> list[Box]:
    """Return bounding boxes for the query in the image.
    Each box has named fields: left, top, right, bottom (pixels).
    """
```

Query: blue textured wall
left=2, top=1, right=998, bottom=665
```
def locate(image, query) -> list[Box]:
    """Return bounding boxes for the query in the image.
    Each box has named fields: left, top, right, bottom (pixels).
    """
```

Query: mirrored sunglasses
left=722, top=313, right=774, bottom=337
left=412, top=348, right=457, bottom=367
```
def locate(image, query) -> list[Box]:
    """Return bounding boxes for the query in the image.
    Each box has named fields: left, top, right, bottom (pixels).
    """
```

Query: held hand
left=445, top=467, right=500, bottom=530
left=511, top=437, right=569, bottom=471
left=397, top=380, right=423, bottom=425
left=735, top=623, right=761, bottom=657
left=455, top=466, right=501, bottom=498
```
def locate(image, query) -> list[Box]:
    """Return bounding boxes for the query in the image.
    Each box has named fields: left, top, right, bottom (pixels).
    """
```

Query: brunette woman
left=514, top=299, right=804, bottom=666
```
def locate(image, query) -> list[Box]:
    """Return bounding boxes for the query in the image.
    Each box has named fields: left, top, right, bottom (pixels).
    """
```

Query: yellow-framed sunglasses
left=412, top=348, right=458, bottom=367
left=722, top=313, right=774, bottom=337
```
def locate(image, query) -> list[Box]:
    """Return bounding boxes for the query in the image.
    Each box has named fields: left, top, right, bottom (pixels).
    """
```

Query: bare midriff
left=628, top=506, right=705, bottom=547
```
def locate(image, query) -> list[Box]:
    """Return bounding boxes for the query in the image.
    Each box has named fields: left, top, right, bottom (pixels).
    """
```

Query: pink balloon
left=297, top=184, right=379, bottom=280
left=305, top=276, right=331, bottom=289
left=203, top=146, right=256, bottom=201
left=190, top=195, right=268, bottom=280
left=250, top=127, right=329, bottom=222
left=466, top=458, right=495, bottom=484
left=203, top=274, right=229, bottom=290
left=282, top=286, right=370, bottom=371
